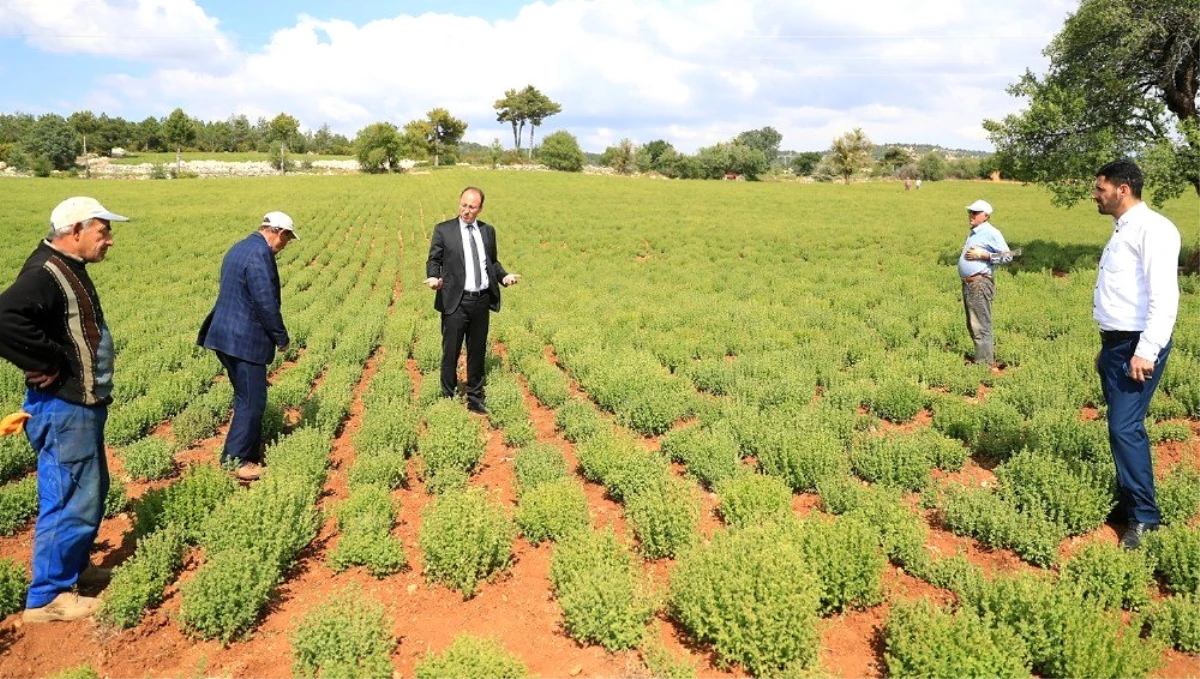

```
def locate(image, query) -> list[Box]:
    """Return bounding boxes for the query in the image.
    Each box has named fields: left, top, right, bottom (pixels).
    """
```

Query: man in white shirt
left=424, top=187, right=520, bottom=414
left=1091, top=159, right=1181, bottom=549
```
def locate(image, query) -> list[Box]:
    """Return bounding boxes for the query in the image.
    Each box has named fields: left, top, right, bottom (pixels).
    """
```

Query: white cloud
left=13, top=0, right=1076, bottom=152
left=0, top=0, right=235, bottom=64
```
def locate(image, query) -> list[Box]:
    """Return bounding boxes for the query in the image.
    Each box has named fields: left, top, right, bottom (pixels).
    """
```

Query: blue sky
left=0, top=0, right=1077, bottom=152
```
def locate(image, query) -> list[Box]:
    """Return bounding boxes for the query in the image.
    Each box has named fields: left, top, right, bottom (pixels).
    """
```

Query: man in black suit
left=425, top=187, right=520, bottom=414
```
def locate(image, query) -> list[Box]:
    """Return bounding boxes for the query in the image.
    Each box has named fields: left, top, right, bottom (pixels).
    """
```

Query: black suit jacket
left=426, top=218, right=509, bottom=314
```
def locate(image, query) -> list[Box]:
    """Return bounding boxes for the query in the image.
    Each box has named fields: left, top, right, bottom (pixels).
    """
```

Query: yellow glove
left=1, top=411, right=31, bottom=435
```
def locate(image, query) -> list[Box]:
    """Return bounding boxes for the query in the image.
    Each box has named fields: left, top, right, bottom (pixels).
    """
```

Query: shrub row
left=0, top=475, right=37, bottom=536
left=291, top=587, right=396, bottom=679
left=414, top=635, right=528, bottom=679
left=549, top=528, right=656, bottom=650
left=485, top=368, right=535, bottom=447
left=418, top=399, right=486, bottom=482
left=558, top=346, right=695, bottom=436
left=0, top=435, right=36, bottom=485
left=516, top=478, right=590, bottom=545
left=418, top=488, right=515, bottom=599
left=350, top=356, right=418, bottom=491
left=0, top=557, right=27, bottom=618
left=171, top=381, right=233, bottom=447
left=935, top=483, right=1067, bottom=567
left=117, top=437, right=176, bottom=482
left=660, top=423, right=742, bottom=490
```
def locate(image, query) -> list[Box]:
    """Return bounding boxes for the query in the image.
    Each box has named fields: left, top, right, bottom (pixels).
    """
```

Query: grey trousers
left=962, top=276, right=995, bottom=365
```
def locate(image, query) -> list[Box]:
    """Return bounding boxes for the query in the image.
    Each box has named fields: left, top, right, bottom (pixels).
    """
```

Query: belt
left=462, top=289, right=489, bottom=298
left=962, top=273, right=991, bottom=284
left=1100, top=330, right=1140, bottom=344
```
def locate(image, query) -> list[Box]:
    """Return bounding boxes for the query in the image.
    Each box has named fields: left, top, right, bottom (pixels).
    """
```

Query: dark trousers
left=23, top=390, right=108, bottom=608
left=1098, top=335, right=1172, bottom=524
left=216, top=350, right=267, bottom=465
left=440, top=294, right=491, bottom=407
left=962, top=276, right=995, bottom=365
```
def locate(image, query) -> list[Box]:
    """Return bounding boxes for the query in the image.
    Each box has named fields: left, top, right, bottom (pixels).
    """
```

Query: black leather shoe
left=1119, top=522, right=1158, bottom=550
left=467, top=402, right=488, bottom=415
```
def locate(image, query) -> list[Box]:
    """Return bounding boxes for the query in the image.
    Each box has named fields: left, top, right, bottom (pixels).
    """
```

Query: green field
left=0, top=172, right=1197, bottom=677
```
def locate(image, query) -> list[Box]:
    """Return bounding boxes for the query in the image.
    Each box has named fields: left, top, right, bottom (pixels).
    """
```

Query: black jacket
left=425, top=218, right=509, bottom=314
left=0, top=241, right=114, bottom=406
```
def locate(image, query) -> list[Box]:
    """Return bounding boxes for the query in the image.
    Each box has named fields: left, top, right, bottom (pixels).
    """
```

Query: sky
left=0, top=0, right=1080, bottom=153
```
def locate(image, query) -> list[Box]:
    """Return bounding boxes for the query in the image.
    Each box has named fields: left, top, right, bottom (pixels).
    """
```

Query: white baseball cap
left=965, top=199, right=994, bottom=214
left=261, top=211, right=299, bottom=239
left=50, top=197, right=129, bottom=232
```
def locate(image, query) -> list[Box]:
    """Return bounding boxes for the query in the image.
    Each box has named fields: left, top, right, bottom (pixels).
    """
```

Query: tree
left=404, top=109, right=467, bottom=167
left=917, top=152, right=947, bottom=181
left=826, top=128, right=874, bottom=184
left=493, top=88, right=526, bottom=153
left=136, top=116, right=163, bottom=152
left=695, top=142, right=769, bottom=180
left=880, top=147, right=914, bottom=174
left=354, top=122, right=402, bottom=173
left=522, top=86, right=562, bottom=159
left=537, top=130, right=584, bottom=172
left=488, top=138, right=503, bottom=168
left=984, top=0, right=1199, bottom=205
left=790, top=151, right=822, bottom=176
left=600, top=138, right=637, bottom=174
left=27, top=114, right=80, bottom=171
left=162, top=108, right=196, bottom=172
left=734, top=127, right=783, bottom=165
left=68, top=110, right=99, bottom=177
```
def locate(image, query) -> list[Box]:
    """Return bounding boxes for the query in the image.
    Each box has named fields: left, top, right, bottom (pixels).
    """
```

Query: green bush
left=486, top=370, right=535, bottom=447
left=513, top=442, right=568, bottom=496
left=1146, top=593, right=1200, bottom=652
left=575, top=431, right=670, bottom=502
left=516, top=478, right=590, bottom=545
left=844, top=487, right=929, bottom=571
left=757, top=428, right=849, bottom=493
left=1146, top=523, right=1200, bottom=595
left=118, top=437, right=176, bottom=481
left=850, top=434, right=934, bottom=491
left=972, top=399, right=1029, bottom=460
left=97, top=525, right=187, bottom=628
left=171, top=382, right=232, bottom=446
left=937, top=484, right=1066, bottom=567
left=931, top=396, right=983, bottom=444
left=669, top=521, right=822, bottom=675
left=199, top=476, right=321, bottom=571
left=1158, top=463, right=1200, bottom=526
left=994, top=449, right=1113, bottom=535
left=291, top=587, right=396, bottom=679
left=549, top=528, right=656, bottom=650
left=328, top=486, right=407, bottom=578
left=49, top=665, right=100, bottom=679
left=104, top=474, right=127, bottom=518
left=1148, top=419, right=1192, bottom=443
left=179, top=546, right=277, bottom=643
left=347, top=451, right=409, bottom=491
left=884, top=599, right=1031, bottom=678
left=638, top=627, right=698, bottom=679
left=625, top=476, right=700, bottom=559
left=0, top=557, right=28, bottom=617
left=716, top=472, right=793, bottom=528
left=815, top=474, right=868, bottom=514
left=519, top=355, right=570, bottom=408
left=867, top=379, right=927, bottom=423
left=130, top=463, right=238, bottom=541
left=660, top=424, right=742, bottom=490
left=419, top=399, right=486, bottom=479
left=1060, top=541, right=1154, bottom=610
left=414, top=635, right=528, bottom=679
left=424, top=467, right=469, bottom=496
left=0, top=476, right=38, bottom=535
left=419, top=488, right=515, bottom=598
left=795, top=516, right=886, bottom=614
left=0, top=436, right=36, bottom=484
left=555, top=397, right=607, bottom=443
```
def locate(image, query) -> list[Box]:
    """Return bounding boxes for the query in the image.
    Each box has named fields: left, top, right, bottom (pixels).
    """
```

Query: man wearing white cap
left=958, top=199, right=1018, bottom=366
left=197, top=211, right=297, bottom=481
left=0, top=196, right=128, bottom=622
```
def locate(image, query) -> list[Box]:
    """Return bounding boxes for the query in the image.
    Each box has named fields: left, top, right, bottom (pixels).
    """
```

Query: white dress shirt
left=459, top=217, right=489, bottom=292
left=1093, top=201, right=1181, bottom=362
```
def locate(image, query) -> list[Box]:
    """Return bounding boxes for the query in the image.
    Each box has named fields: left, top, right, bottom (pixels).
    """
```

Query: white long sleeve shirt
left=1093, top=201, right=1181, bottom=362
left=459, top=217, right=489, bottom=292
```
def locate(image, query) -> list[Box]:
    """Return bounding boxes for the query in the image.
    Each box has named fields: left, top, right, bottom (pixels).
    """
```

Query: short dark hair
left=1096, top=159, right=1143, bottom=199
left=461, top=186, right=485, bottom=208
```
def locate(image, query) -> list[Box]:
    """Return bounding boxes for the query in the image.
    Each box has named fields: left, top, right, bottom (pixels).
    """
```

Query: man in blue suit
left=198, top=211, right=297, bottom=480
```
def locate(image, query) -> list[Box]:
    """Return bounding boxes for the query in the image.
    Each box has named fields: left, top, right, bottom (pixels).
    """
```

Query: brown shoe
left=77, top=564, right=112, bottom=588
left=22, top=591, right=101, bottom=623
left=235, top=461, right=263, bottom=481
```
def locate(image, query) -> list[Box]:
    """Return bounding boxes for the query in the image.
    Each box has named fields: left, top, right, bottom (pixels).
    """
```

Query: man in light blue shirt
left=957, top=199, right=1018, bottom=365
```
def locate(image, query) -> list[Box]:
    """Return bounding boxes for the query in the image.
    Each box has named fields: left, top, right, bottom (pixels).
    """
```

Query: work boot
left=22, top=591, right=101, bottom=623
left=77, top=564, right=112, bottom=588
left=235, top=461, right=263, bottom=481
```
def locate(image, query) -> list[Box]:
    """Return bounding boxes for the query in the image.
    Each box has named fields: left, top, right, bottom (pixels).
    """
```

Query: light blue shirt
left=957, top=221, right=1011, bottom=278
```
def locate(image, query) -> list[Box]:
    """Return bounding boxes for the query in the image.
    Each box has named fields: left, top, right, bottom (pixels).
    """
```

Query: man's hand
left=502, top=273, right=521, bottom=286
left=424, top=277, right=443, bottom=290
left=24, top=369, right=58, bottom=389
left=1128, top=356, right=1156, bottom=383
left=965, top=247, right=988, bottom=261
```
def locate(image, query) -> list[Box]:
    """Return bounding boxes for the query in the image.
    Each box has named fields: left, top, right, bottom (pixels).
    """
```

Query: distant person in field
left=1091, top=159, right=1180, bottom=550
left=197, top=212, right=298, bottom=481
left=904, top=178, right=912, bottom=191
left=0, top=197, right=128, bottom=623
left=958, top=199, right=1018, bottom=366
left=915, top=178, right=922, bottom=190
left=425, top=187, right=521, bottom=415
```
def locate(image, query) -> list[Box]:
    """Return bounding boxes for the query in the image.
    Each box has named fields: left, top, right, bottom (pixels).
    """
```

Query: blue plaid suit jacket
left=197, top=232, right=289, bottom=365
